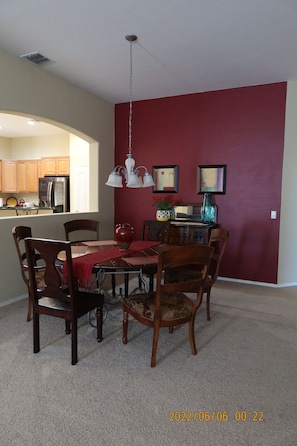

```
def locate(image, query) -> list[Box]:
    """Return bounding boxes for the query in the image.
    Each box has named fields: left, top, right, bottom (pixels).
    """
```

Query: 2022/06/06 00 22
left=169, top=411, right=264, bottom=422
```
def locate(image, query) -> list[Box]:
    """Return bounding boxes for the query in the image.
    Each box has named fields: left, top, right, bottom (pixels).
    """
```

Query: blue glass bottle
left=201, top=193, right=216, bottom=224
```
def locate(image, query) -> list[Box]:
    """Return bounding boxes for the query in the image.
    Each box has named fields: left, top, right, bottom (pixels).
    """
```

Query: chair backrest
left=156, top=245, right=214, bottom=311
left=64, top=219, right=99, bottom=242
left=25, top=237, right=76, bottom=308
left=207, top=228, right=229, bottom=281
left=142, top=220, right=170, bottom=243
left=12, top=225, right=32, bottom=286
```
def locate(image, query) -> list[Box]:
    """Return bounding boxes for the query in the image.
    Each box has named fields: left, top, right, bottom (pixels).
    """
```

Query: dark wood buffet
left=169, top=221, right=216, bottom=245
left=143, top=202, right=218, bottom=245
left=143, top=220, right=216, bottom=245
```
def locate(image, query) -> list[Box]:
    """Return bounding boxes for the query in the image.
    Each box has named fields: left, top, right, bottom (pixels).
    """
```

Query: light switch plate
left=271, top=211, right=277, bottom=219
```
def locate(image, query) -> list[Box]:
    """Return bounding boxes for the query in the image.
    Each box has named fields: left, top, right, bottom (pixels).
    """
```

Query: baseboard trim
left=0, top=294, right=27, bottom=309
left=218, top=277, right=297, bottom=288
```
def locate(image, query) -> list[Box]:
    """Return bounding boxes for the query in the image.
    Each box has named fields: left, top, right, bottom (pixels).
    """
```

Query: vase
left=115, top=223, right=134, bottom=250
left=201, top=193, right=216, bottom=224
left=156, top=210, right=171, bottom=221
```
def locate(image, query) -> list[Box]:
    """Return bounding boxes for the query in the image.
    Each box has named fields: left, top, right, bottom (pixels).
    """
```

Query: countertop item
left=6, top=197, right=18, bottom=207
left=0, top=206, right=38, bottom=210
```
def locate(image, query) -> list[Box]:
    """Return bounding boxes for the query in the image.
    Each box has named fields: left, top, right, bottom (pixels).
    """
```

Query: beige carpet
left=0, top=277, right=296, bottom=446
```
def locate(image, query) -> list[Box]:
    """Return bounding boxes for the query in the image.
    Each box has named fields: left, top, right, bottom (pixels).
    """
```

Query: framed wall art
left=152, top=165, right=179, bottom=193
left=197, top=164, right=226, bottom=194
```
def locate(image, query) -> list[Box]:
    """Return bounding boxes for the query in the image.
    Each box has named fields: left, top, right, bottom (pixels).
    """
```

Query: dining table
left=62, top=239, right=173, bottom=298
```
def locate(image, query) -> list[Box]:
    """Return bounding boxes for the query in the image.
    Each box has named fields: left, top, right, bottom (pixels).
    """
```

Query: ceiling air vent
left=20, top=51, right=53, bottom=66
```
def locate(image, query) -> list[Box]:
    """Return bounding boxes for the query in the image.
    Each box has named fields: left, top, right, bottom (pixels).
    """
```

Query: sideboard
left=143, top=220, right=217, bottom=245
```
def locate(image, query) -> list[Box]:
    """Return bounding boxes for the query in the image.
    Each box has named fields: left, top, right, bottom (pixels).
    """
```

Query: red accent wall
left=114, top=83, right=287, bottom=283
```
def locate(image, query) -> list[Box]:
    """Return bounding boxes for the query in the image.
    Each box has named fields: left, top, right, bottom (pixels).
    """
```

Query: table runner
left=64, top=240, right=160, bottom=289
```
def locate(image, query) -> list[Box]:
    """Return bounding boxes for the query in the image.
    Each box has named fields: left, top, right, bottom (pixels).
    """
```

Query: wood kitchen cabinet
left=1, top=157, right=69, bottom=193
left=17, top=161, right=26, bottom=192
left=17, top=160, right=38, bottom=193
left=56, top=157, right=69, bottom=175
left=40, top=157, right=55, bottom=176
left=40, top=156, right=69, bottom=177
left=25, top=160, right=38, bottom=192
left=1, top=159, right=38, bottom=193
left=1, top=160, right=17, bottom=193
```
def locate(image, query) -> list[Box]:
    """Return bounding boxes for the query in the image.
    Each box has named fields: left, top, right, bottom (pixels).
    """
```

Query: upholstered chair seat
left=122, top=244, right=214, bottom=367
left=124, top=291, right=194, bottom=322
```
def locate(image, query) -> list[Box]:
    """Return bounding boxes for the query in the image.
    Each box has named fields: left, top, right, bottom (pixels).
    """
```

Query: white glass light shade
left=105, top=171, right=123, bottom=188
left=143, top=171, right=155, bottom=187
left=127, top=172, right=143, bottom=188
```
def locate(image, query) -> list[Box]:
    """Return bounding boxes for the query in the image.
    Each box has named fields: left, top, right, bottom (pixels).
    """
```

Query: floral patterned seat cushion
left=124, top=292, right=193, bottom=322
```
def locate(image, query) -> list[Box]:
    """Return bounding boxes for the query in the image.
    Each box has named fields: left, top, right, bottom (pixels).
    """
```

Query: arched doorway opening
left=0, top=112, right=98, bottom=212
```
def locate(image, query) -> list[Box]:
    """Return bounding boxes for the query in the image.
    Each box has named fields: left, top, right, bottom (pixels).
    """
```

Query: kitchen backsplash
left=0, top=193, right=39, bottom=207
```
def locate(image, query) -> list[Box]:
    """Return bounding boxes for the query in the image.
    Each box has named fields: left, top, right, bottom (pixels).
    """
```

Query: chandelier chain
left=105, top=34, right=155, bottom=188
left=128, top=38, right=133, bottom=155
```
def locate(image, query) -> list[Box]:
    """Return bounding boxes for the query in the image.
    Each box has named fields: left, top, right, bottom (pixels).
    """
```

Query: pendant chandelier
left=106, top=35, right=155, bottom=188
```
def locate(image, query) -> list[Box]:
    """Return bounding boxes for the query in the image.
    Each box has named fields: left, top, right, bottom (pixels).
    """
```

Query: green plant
left=152, top=194, right=179, bottom=210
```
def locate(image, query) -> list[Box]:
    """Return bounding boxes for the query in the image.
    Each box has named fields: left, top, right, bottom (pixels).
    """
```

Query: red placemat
left=124, top=256, right=158, bottom=266
left=82, top=240, right=117, bottom=247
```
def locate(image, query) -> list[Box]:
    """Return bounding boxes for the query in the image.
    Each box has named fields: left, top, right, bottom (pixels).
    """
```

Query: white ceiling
left=1, top=0, right=297, bottom=137
left=0, top=114, right=68, bottom=138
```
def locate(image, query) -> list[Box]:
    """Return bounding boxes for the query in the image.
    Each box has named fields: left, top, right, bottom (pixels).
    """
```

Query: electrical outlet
left=271, top=211, right=277, bottom=219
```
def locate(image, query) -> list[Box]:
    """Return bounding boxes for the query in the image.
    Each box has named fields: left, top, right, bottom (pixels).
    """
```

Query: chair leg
left=111, top=274, right=116, bottom=297
left=65, top=320, right=71, bottom=334
left=124, top=273, right=129, bottom=297
left=149, top=274, right=154, bottom=292
left=33, top=312, right=40, bottom=353
left=122, top=310, right=128, bottom=344
left=71, top=319, right=78, bottom=365
left=188, top=319, right=197, bottom=355
left=206, top=290, right=211, bottom=321
left=96, top=305, right=103, bottom=342
left=27, top=292, right=32, bottom=322
left=151, top=323, right=160, bottom=367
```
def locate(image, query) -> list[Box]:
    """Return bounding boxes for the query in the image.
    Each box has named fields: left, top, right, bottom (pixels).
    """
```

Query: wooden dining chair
left=204, top=227, right=229, bottom=320
left=12, top=226, right=45, bottom=322
left=64, top=218, right=116, bottom=295
left=164, top=228, right=229, bottom=321
left=25, top=237, right=105, bottom=365
left=142, top=220, right=170, bottom=243
left=64, top=219, right=100, bottom=242
left=122, top=244, right=214, bottom=367
left=140, top=220, right=171, bottom=292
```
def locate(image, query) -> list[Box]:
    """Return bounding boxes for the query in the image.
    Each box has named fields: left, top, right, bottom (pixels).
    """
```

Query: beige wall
left=3, top=212, right=101, bottom=306
left=0, top=48, right=114, bottom=306
left=8, top=133, right=70, bottom=158
left=0, top=137, right=11, bottom=157
left=279, top=80, right=297, bottom=285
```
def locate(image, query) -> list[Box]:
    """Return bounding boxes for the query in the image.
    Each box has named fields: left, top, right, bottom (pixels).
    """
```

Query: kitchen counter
left=0, top=207, right=54, bottom=216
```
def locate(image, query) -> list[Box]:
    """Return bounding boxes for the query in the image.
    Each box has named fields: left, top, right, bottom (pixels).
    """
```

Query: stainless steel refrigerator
left=38, top=176, right=70, bottom=212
